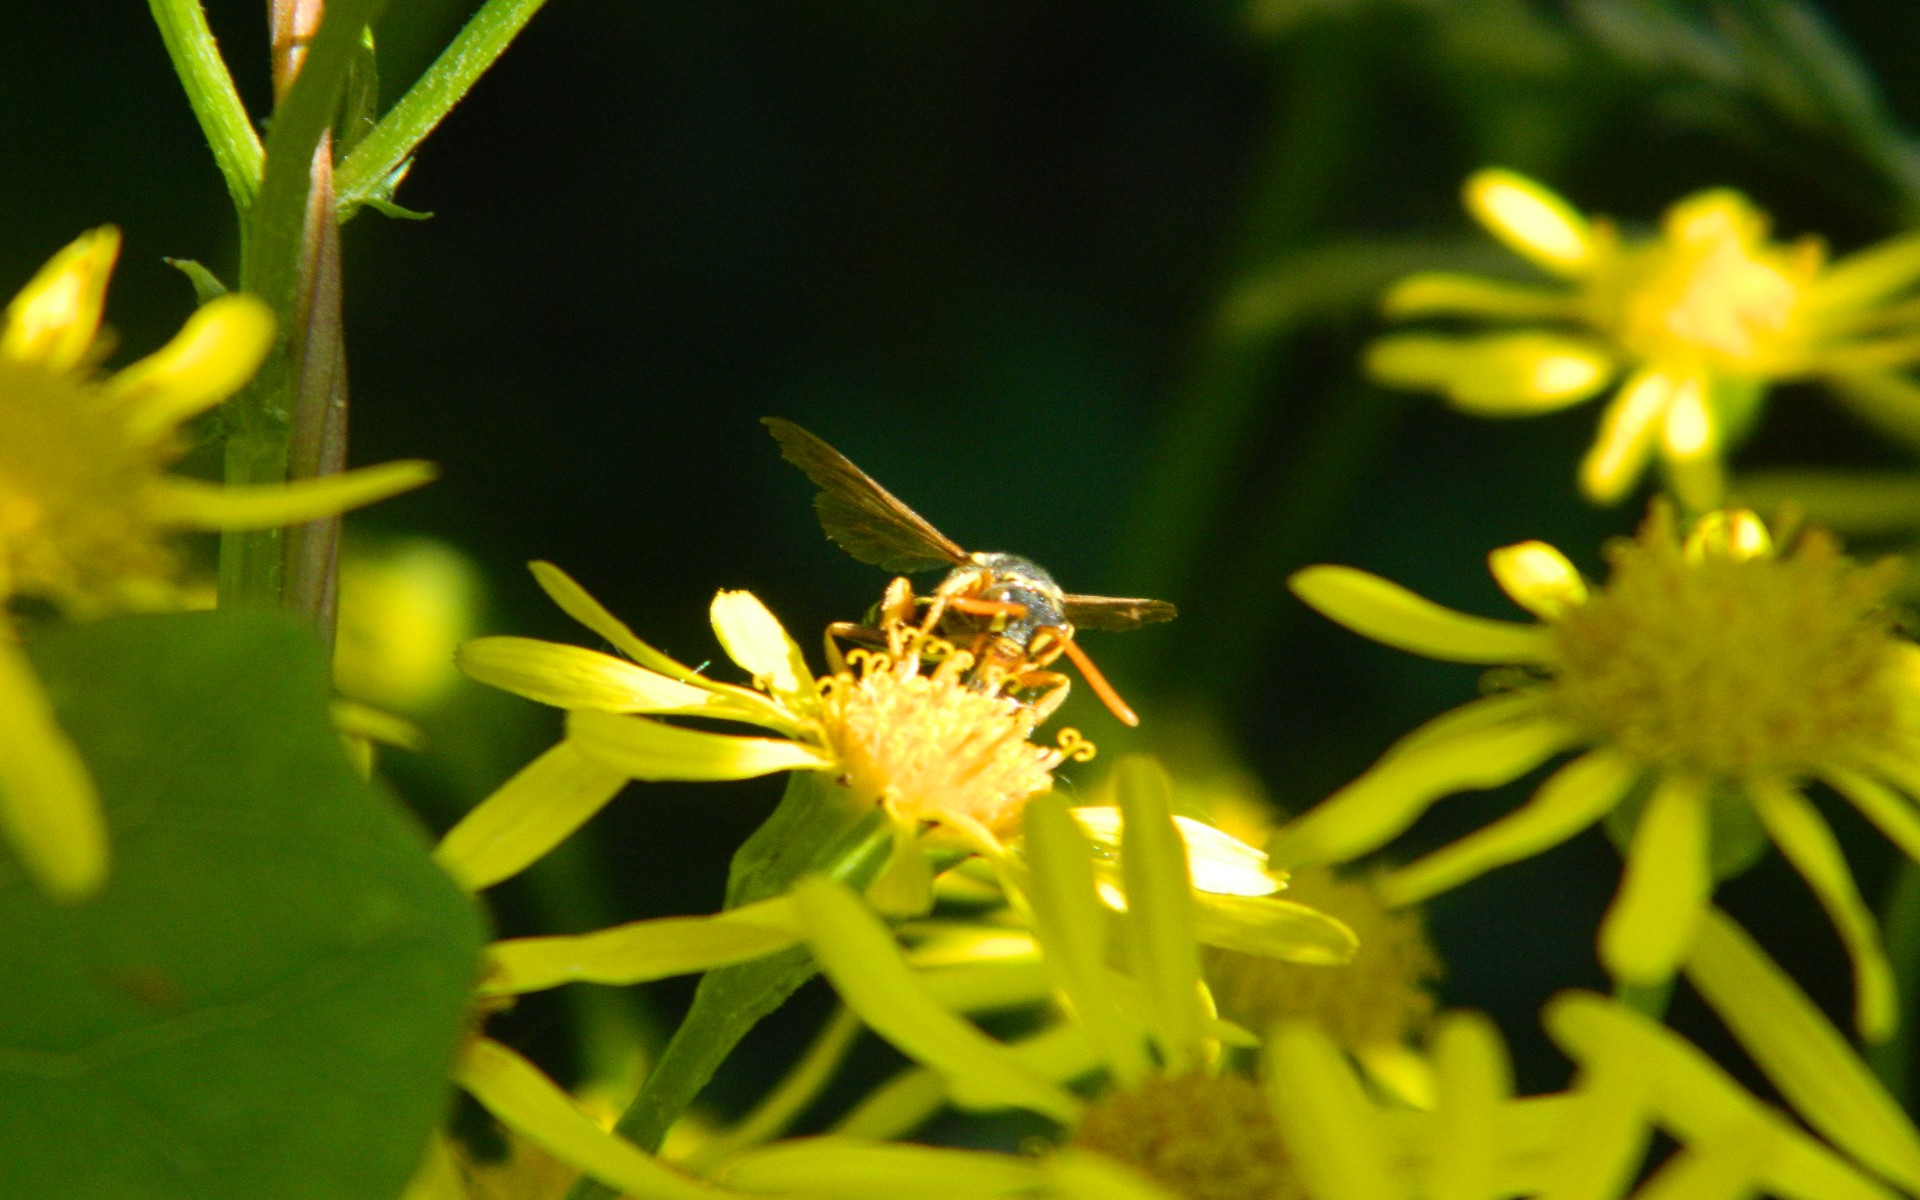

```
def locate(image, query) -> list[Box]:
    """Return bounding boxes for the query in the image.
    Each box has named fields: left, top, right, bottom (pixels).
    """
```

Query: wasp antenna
left=1059, top=637, right=1139, bottom=727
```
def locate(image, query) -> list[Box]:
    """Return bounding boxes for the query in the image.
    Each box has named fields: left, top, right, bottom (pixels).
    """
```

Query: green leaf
left=569, top=772, right=889, bottom=1200
left=162, top=257, right=231, bottom=305
left=0, top=610, right=486, bottom=1200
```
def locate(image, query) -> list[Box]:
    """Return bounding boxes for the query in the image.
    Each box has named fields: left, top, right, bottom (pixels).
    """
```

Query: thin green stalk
left=684, top=1005, right=864, bottom=1172
left=220, top=0, right=392, bottom=606
left=148, top=0, right=264, bottom=212
left=1869, top=857, right=1920, bottom=1104
left=335, top=0, right=551, bottom=216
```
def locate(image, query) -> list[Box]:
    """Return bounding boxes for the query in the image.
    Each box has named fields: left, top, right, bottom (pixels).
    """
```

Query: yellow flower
left=0, top=229, right=433, bottom=900
left=1369, top=169, right=1920, bottom=508
left=702, top=759, right=1356, bottom=1200
left=439, top=561, right=1092, bottom=896
left=1281, top=502, right=1920, bottom=1038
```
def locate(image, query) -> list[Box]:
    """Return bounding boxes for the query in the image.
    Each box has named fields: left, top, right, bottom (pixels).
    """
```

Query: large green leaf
left=0, top=610, right=486, bottom=1200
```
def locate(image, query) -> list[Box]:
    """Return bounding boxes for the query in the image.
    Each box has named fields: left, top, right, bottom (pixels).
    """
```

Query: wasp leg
left=946, top=595, right=1030, bottom=623
left=1010, top=669, right=1072, bottom=722
left=921, top=565, right=993, bottom=635
left=825, top=621, right=886, bottom=674
left=1058, top=637, right=1139, bottom=727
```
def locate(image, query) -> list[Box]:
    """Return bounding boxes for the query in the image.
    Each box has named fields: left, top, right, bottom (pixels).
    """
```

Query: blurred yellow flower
left=1282, top=502, right=1920, bottom=1038
left=334, top=536, right=481, bottom=712
left=0, top=228, right=432, bottom=900
left=440, top=561, right=1091, bottom=898
left=1369, top=169, right=1920, bottom=508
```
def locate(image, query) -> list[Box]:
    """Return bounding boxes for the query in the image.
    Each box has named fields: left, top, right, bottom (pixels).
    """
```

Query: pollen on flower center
left=1600, top=194, right=1815, bottom=372
left=1070, top=1073, right=1300, bottom=1200
left=1546, top=508, right=1910, bottom=780
left=815, top=643, right=1086, bottom=839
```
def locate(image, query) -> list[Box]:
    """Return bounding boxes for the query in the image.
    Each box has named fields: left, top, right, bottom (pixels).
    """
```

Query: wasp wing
left=1061, top=594, right=1178, bottom=631
left=764, top=417, right=970, bottom=573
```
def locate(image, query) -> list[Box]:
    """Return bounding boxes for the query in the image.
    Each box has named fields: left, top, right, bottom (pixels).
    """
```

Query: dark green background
left=9, top=0, right=1920, bottom=1129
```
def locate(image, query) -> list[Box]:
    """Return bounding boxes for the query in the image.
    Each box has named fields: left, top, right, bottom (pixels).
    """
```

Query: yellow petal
left=1464, top=169, right=1597, bottom=277
left=1113, top=757, right=1209, bottom=1072
left=1382, top=750, right=1635, bottom=906
left=434, top=741, right=628, bottom=891
left=1068, top=805, right=1280, bottom=897
left=1487, top=540, right=1587, bottom=619
left=1289, top=565, right=1551, bottom=664
left=1684, top=908, right=1920, bottom=1194
left=917, top=958, right=1055, bottom=1014
left=1535, top=1055, right=1653, bottom=1200
left=1425, top=1012, right=1511, bottom=1200
left=1580, top=368, right=1675, bottom=504
left=710, top=590, right=815, bottom=712
left=456, top=636, right=717, bottom=713
left=1044, top=1148, right=1185, bottom=1200
left=1681, top=508, right=1771, bottom=562
left=567, top=709, right=831, bottom=781
left=145, top=460, right=436, bottom=529
left=1745, top=778, right=1894, bottom=1040
left=482, top=896, right=803, bottom=996
left=1021, top=793, right=1151, bottom=1083
left=1265, top=1021, right=1408, bottom=1200
left=1807, top=231, right=1920, bottom=317
left=1598, top=773, right=1709, bottom=984
left=1380, top=272, right=1580, bottom=320
left=793, top=875, right=1082, bottom=1124
left=1271, top=708, right=1575, bottom=869
left=1629, top=1136, right=1759, bottom=1200
left=720, top=1138, right=1046, bottom=1200
left=2, top=227, right=119, bottom=371
left=1191, top=891, right=1359, bottom=965
left=1366, top=333, right=1614, bottom=414
left=110, top=293, right=274, bottom=442
left=0, top=639, right=106, bottom=900
left=1824, top=766, right=1920, bottom=864
left=455, top=1038, right=729, bottom=1200
left=829, top=1068, right=949, bottom=1141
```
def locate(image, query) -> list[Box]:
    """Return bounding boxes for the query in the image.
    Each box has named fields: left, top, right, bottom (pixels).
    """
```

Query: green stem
left=683, top=1005, right=863, bottom=1172
left=334, top=0, right=551, bottom=216
left=1870, top=857, right=1920, bottom=1104
left=219, top=0, right=392, bottom=607
left=148, top=0, right=264, bottom=212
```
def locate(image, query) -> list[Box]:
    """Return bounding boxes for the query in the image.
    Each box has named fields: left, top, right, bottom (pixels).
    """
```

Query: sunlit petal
left=1191, top=891, right=1358, bottom=965
left=1290, top=565, right=1551, bottom=664
left=1684, top=908, right=1920, bottom=1194
left=1580, top=367, right=1674, bottom=504
left=711, top=589, right=816, bottom=713
left=1021, top=793, right=1151, bottom=1084
left=1380, top=272, right=1580, bottom=320
left=0, top=640, right=106, bottom=900
left=1746, top=778, right=1895, bottom=1040
left=793, top=875, right=1083, bottom=1123
left=1824, top=766, right=1920, bottom=864
left=1272, top=709, right=1575, bottom=869
left=567, top=709, right=831, bottom=781
left=110, top=294, right=274, bottom=441
left=482, top=896, right=803, bottom=996
left=719, top=1138, right=1046, bottom=1200
left=2, top=226, right=119, bottom=370
left=456, top=1038, right=727, bottom=1200
left=1463, top=169, right=1596, bottom=276
left=1068, top=805, right=1280, bottom=897
left=1265, top=1021, right=1408, bottom=1200
left=1425, top=1012, right=1510, bottom=1200
left=1366, top=333, right=1614, bottom=414
left=457, top=636, right=718, bottom=714
left=145, top=460, right=436, bottom=529
left=435, top=741, right=627, bottom=891
left=1487, top=540, right=1587, bottom=620
left=1045, top=1148, right=1185, bottom=1200
left=1114, top=757, right=1208, bottom=1072
left=1807, top=231, right=1920, bottom=317
left=1599, top=774, right=1709, bottom=984
left=1383, top=751, right=1636, bottom=906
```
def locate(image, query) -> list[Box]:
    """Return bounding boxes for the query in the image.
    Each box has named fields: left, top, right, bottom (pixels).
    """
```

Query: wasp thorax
left=1070, top=1073, right=1301, bottom=1200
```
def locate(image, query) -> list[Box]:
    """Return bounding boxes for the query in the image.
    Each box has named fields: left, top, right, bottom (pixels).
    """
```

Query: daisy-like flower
left=0, top=228, right=433, bottom=899
left=439, top=560, right=1095, bottom=900
left=1368, top=169, right=1920, bottom=508
left=703, top=758, right=1356, bottom=1200
left=1280, top=501, right=1920, bottom=1038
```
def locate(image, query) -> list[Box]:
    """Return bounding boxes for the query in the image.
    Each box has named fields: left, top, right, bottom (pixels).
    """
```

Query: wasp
left=765, top=417, right=1175, bottom=726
